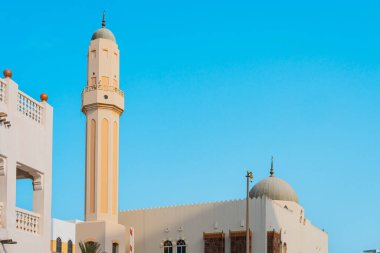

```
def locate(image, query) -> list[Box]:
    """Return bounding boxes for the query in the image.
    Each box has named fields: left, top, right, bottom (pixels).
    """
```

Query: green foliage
left=78, top=241, right=103, bottom=253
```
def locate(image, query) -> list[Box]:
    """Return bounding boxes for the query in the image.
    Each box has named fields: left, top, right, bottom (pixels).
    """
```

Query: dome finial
left=270, top=156, right=274, bottom=177
left=102, top=10, right=106, bottom=28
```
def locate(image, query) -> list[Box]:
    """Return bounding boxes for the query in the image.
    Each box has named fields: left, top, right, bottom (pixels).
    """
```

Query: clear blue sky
left=2, top=0, right=380, bottom=252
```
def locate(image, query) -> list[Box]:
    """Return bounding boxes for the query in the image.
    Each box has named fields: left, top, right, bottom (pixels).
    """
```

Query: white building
left=51, top=219, right=80, bottom=253
left=0, top=70, right=53, bottom=253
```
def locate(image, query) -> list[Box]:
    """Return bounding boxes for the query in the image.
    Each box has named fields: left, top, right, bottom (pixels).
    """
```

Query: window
left=177, top=240, right=186, bottom=253
left=164, top=240, right=173, bottom=253
left=283, top=243, right=287, bottom=253
left=56, top=237, right=62, bottom=253
left=91, top=77, right=96, bottom=85
left=204, top=232, right=225, bottom=253
left=103, top=49, right=109, bottom=58
left=267, top=231, right=281, bottom=253
left=68, top=240, right=73, bottom=253
left=230, top=230, right=251, bottom=253
left=112, top=243, right=119, bottom=253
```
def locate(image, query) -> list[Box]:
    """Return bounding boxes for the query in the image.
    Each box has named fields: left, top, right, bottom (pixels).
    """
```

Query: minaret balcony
left=82, top=84, right=125, bottom=114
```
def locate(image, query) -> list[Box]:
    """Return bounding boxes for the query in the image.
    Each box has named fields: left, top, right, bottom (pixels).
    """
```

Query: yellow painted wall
left=89, top=119, right=96, bottom=213
left=112, top=121, right=118, bottom=214
left=101, top=118, right=109, bottom=213
left=51, top=240, right=76, bottom=253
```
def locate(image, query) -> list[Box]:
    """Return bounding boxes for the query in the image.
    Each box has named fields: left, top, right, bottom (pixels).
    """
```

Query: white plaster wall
left=119, top=199, right=249, bottom=253
left=51, top=219, right=77, bottom=243
left=0, top=76, right=53, bottom=253
left=119, top=197, right=328, bottom=253
left=265, top=198, right=328, bottom=253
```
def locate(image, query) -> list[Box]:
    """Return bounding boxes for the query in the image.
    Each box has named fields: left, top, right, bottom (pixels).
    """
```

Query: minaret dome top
left=91, top=11, right=116, bottom=42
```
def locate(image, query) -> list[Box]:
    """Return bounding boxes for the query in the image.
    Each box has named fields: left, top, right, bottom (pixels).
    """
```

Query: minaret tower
left=82, top=12, right=124, bottom=223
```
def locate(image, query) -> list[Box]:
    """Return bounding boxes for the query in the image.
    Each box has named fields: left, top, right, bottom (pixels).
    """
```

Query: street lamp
left=246, top=170, right=253, bottom=253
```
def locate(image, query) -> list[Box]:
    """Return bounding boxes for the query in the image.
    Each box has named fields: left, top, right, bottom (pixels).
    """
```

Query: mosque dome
left=91, top=28, right=116, bottom=42
left=91, top=11, right=116, bottom=42
left=249, top=158, right=299, bottom=203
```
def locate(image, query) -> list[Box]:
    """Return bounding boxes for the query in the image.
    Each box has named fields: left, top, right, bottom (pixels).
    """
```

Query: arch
left=163, top=240, right=173, bottom=253
left=56, top=237, right=62, bottom=253
left=177, top=239, right=186, bottom=253
left=68, top=240, right=73, bottom=253
left=112, top=242, right=119, bottom=253
left=283, top=242, right=287, bottom=253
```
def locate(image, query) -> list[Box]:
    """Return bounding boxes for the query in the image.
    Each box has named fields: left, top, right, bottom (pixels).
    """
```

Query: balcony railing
left=17, top=91, right=43, bottom=124
left=15, top=207, right=40, bottom=234
left=82, top=84, right=124, bottom=97
left=0, top=202, right=3, bottom=228
left=0, top=80, right=5, bottom=103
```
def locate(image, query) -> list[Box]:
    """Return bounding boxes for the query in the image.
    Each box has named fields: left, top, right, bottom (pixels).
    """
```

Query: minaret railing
left=82, top=84, right=124, bottom=97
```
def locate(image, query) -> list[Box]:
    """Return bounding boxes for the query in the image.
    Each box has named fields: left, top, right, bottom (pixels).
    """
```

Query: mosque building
left=0, top=14, right=328, bottom=253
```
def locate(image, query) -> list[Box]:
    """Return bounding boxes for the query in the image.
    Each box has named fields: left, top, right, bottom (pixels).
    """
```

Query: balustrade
left=17, top=91, right=43, bottom=124
left=0, top=80, right=5, bottom=103
left=15, top=207, right=40, bottom=234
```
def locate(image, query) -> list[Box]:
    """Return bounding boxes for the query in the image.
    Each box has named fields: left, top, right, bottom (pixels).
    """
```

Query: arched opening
left=112, top=242, right=119, bottom=253
left=164, top=240, right=173, bottom=253
left=80, top=241, right=101, bottom=253
left=177, top=239, right=186, bottom=253
left=56, top=237, right=62, bottom=253
left=68, top=240, right=73, bottom=253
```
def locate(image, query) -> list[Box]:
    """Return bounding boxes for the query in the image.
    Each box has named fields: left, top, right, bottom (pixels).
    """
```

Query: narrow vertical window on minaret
left=91, top=77, right=96, bottom=85
left=91, top=50, right=96, bottom=59
left=103, top=49, right=109, bottom=58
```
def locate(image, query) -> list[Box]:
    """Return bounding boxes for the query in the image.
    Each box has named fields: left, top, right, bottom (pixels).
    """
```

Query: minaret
left=82, top=12, right=124, bottom=223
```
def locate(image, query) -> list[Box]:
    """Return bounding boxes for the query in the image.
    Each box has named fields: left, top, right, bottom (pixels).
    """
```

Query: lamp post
left=246, top=170, right=253, bottom=253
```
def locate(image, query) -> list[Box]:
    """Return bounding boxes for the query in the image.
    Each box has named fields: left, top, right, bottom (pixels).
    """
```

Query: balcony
left=0, top=78, right=46, bottom=126
left=82, top=84, right=124, bottom=97
left=82, top=84, right=125, bottom=114
left=15, top=207, right=40, bottom=235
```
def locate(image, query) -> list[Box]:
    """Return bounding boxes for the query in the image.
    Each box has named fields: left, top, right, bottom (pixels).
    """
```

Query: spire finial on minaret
left=270, top=156, right=274, bottom=177
left=102, top=10, right=106, bottom=28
